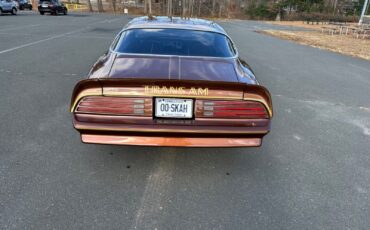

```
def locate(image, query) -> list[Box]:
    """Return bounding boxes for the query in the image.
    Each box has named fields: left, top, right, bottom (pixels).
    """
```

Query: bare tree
left=111, top=0, right=117, bottom=13
left=197, top=0, right=201, bottom=17
left=148, top=0, right=152, bottom=15
left=211, top=0, right=216, bottom=17
left=167, top=0, right=172, bottom=16
left=190, top=0, right=194, bottom=17
left=218, top=3, right=222, bottom=18
left=333, top=0, right=338, bottom=14
left=225, top=0, right=229, bottom=18
left=97, top=0, right=104, bottom=12
left=86, top=0, right=93, bottom=12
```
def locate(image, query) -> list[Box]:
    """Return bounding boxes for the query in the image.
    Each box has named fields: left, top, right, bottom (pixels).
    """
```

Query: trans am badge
left=144, top=86, right=209, bottom=96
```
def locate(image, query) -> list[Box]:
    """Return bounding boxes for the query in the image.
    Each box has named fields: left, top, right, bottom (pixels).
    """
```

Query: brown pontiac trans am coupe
left=70, top=16, right=273, bottom=147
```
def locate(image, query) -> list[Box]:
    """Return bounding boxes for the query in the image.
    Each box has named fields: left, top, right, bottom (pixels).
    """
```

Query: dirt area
left=267, top=21, right=324, bottom=30
left=266, top=21, right=358, bottom=30
left=260, top=22, right=370, bottom=61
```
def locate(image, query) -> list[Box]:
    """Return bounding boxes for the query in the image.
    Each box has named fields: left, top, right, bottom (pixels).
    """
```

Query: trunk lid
left=108, top=55, right=239, bottom=83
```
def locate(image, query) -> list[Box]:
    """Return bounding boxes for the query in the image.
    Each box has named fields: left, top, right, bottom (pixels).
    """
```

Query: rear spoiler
left=70, top=78, right=273, bottom=117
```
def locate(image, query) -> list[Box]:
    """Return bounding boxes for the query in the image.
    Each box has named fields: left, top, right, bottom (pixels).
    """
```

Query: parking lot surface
left=0, top=11, right=369, bottom=230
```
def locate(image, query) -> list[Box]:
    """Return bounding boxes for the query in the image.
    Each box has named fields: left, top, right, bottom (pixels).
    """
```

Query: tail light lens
left=196, top=100, right=268, bottom=119
left=76, top=96, right=152, bottom=116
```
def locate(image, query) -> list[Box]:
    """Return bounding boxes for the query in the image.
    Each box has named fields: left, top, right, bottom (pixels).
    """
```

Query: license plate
left=155, top=98, right=193, bottom=118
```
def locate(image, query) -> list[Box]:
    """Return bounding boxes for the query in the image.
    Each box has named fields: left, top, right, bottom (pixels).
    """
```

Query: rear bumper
left=73, top=114, right=270, bottom=147
left=81, top=134, right=262, bottom=147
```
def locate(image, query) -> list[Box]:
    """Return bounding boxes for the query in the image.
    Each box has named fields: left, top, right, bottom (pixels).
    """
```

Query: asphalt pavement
left=0, top=11, right=369, bottom=230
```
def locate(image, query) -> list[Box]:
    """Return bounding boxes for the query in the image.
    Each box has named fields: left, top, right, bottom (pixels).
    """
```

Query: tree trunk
left=182, top=0, right=184, bottom=17
left=225, top=0, right=229, bottom=18
left=86, top=0, right=93, bottom=12
left=182, top=0, right=187, bottom=18
left=148, top=0, right=152, bottom=15
left=97, top=0, right=104, bottom=12
left=167, top=0, right=170, bottom=15
left=197, top=0, right=200, bottom=16
left=170, top=0, right=172, bottom=16
left=333, top=0, right=337, bottom=15
left=111, top=0, right=116, bottom=13
left=211, top=0, right=215, bottom=17
left=218, top=3, right=222, bottom=18
left=190, top=0, right=194, bottom=17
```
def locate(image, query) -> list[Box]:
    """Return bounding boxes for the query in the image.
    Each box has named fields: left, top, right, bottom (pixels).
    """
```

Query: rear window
left=115, top=29, right=235, bottom=57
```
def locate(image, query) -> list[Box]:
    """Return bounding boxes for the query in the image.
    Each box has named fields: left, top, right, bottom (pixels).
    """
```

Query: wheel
left=0, top=8, right=3, bottom=15
left=63, top=9, right=67, bottom=15
left=39, top=11, right=44, bottom=15
left=29, top=6, right=32, bottom=10
left=11, top=8, right=17, bottom=15
left=20, top=6, right=24, bottom=10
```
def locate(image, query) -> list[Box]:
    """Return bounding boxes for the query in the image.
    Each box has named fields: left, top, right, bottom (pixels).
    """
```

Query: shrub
left=245, top=2, right=278, bottom=20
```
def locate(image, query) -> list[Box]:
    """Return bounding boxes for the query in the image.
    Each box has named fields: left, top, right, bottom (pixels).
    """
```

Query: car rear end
left=70, top=79, right=272, bottom=147
left=70, top=19, right=273, bottom=147
left=19, top=0, right=32, bottom=10
left=38, top=0, right=54, bottom=13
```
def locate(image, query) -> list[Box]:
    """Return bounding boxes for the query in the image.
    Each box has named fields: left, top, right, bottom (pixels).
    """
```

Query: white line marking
left=0, top=32, right=113, bottom=40
left=0, top=18, right=124, bottom=55
left=0, top=32, right=35, bottom=36
left=0, top=24, right=40, bottom=32
left=0, top=31, right=77, bottom=55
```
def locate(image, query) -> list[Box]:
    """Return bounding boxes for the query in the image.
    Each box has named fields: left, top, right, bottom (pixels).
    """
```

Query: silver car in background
left=0, top=0, right=18, bottom=15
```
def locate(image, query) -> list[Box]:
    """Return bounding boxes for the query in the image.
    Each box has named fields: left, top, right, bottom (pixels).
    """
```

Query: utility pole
left=359, top=0, right=370, bottom=25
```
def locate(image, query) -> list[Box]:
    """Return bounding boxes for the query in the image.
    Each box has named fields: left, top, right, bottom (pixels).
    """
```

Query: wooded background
left=70, top=0, right=370, bottom=21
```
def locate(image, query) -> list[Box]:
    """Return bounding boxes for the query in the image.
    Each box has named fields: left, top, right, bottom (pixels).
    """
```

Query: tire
left=20, top=6, right=24, bottom=10
left=0, top=8, right=3, bottom=15
left=39, top=11, right=44, bottom=15
left=63, top=9, right=67, bottom=15
left=11, top=8, right=17, bottom=15
left=29, top=6, right=32, bottom=10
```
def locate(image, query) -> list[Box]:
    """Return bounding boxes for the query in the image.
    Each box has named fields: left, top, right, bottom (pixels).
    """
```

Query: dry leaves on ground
left=260, top=30, right=370, bottom=61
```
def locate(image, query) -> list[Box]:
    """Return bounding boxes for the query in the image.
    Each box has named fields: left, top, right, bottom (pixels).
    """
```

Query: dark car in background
left=38, top=0, right=67, bottom=15
left=17, top=0, right=32, bottom=10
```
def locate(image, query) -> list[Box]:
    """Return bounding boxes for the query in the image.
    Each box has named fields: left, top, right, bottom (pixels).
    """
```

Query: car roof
left=123, top=16, right=227, bottom=35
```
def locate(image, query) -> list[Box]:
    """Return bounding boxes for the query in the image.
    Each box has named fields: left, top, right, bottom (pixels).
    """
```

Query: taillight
left=196, top=100, right=268, bottom=119
left=76, top=96, right=152, bottom=116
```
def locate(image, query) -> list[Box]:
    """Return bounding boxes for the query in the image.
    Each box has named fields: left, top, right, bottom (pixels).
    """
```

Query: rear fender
left=243, top=85, right=273, bottom=118
left=70, top=79, right=102, bottom=112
